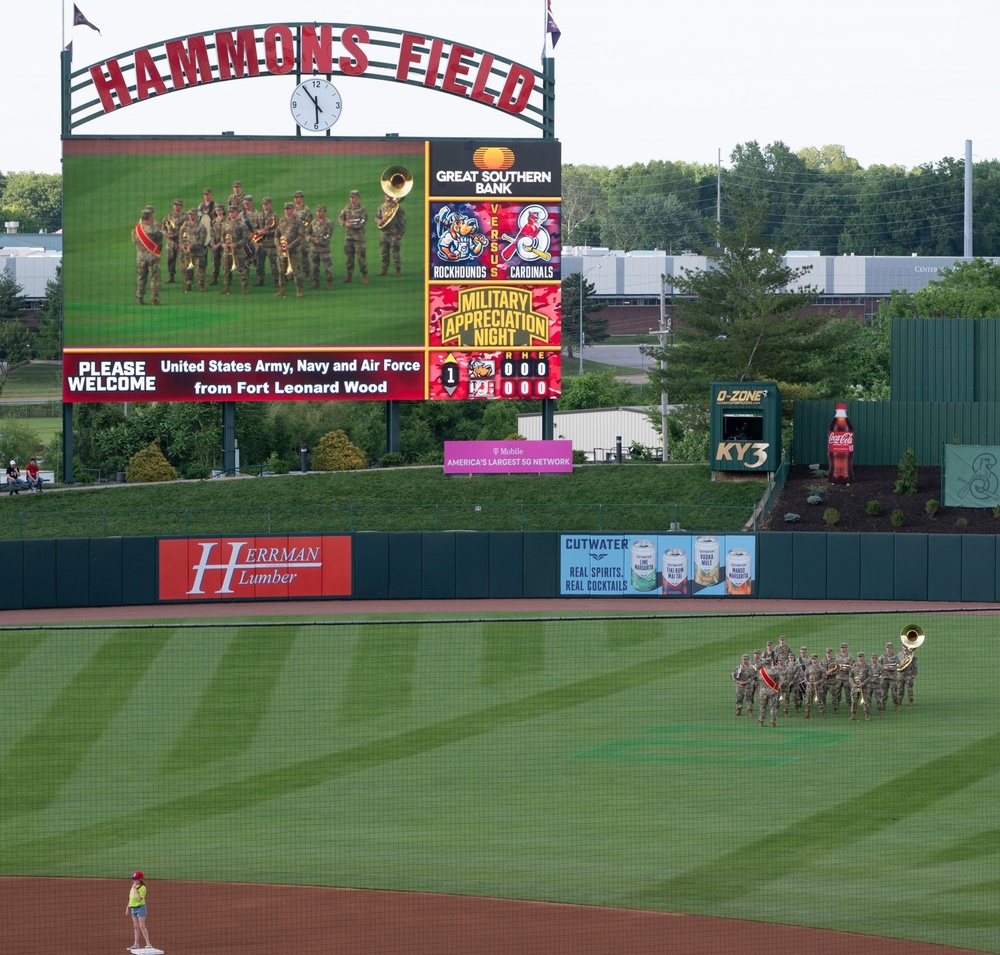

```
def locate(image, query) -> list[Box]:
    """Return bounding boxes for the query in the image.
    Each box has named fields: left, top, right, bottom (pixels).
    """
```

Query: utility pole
left=650, top=273, right=670, bottom=462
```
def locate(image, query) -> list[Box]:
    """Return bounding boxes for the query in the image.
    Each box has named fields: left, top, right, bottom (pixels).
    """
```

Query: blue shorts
left=130, top=905, right=147, bottom=918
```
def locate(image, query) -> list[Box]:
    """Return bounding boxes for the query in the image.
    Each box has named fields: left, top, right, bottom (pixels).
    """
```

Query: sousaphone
left=378, top=165, right=413, bottom=229
left=898, top=623, right=925, bottom=670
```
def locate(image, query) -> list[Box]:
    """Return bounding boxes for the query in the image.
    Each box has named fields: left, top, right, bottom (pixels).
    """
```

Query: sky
left=4, top=0, right=1000, bottom=176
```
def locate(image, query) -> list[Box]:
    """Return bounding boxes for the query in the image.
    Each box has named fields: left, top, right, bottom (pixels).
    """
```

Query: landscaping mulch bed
left=761, top=465, right=1000, bottom=534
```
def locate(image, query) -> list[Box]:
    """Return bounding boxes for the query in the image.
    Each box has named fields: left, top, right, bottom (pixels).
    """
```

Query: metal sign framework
left=63, top=22, right=554, bottom=137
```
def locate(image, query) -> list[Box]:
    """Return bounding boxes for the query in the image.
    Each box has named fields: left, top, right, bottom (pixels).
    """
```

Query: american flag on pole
left=73, top=4, right=101, bottom=34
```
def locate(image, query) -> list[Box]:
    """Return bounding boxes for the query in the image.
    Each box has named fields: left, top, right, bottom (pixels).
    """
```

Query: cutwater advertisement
left=559, top=534, right=757, bottom=597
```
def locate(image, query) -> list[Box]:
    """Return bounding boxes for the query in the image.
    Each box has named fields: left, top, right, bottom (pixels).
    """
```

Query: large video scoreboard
left=62, top=137, right=561, bottom=402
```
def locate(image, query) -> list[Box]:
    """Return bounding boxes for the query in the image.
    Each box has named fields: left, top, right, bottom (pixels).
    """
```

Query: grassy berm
left=0, top=464, right=765, bottom=540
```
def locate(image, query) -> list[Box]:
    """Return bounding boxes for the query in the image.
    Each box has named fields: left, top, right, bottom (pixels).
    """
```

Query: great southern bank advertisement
left=560, top=534, right=757, bottom=596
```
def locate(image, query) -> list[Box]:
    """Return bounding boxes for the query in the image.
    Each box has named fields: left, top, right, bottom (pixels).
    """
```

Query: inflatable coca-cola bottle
left=828, top=402, right=854, bottom=485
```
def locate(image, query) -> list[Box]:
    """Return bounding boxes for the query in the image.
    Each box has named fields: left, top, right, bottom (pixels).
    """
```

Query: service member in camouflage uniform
left=849, top=652, right=873, bottom=721
left=761, top=641, right=777, bottom=667
left=775, top=635, right=792, bottom=664
left=308, top=205, right=335, bottom=289
left=274, top=202, right=304, bottom=298
left=254, top=197, right=280, bottom=287
left=133, top=207, right=163, bottom=305
left=732, top=654, right=757, bottom=717
left=868, top=650, right=884, bottom=712
left=291, top=191, right=313, bottom=282
left=803, top=653, right=827, bottom=719
left=196, top=188, right=216, bottom=279
left=757, top=663, right=779, bottom=728
left=899, top=647, right=918, bottom=704
left=240, top=195, right=263, bottom=285
left=338, top=189, right=369, bottom=284
left=161, top=198, right=185, bottom=284
left=747, top=649, right=764, bottom=715
left=178, top=209, right=207, bottom=292
left=228, top=180, right=247, bottom=210
left=209, top=206, right=227, bottom=285
left=376, top=192, right=407, bottom=276
left=830, top=643, right=854, bottom=714
left=219, top=206, right=249, bottom=295
left=792, top=645, right=811, bottom=711
left=880, top=641, right=904, bottom=711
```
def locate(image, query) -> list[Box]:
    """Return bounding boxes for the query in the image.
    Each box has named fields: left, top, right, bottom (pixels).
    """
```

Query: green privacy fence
left=793, top=400, right=1000, bottom=466
left=0, top=502, right=759, bottom=540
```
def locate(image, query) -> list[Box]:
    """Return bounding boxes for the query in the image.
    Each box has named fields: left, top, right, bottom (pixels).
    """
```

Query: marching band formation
left=131, top=169, right=411, bottom=305
left=731, top=626, right=923, bottom=726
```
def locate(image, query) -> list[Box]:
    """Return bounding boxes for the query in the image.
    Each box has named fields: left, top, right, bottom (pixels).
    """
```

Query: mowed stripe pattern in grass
left=0, top=612, right=996, bottom=953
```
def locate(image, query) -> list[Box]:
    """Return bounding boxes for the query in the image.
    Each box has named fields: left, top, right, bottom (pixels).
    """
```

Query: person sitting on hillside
left=25, top=457, right=44, bottom=492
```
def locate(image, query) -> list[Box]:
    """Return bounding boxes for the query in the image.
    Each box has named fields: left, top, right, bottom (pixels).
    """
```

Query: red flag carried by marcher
left=73, top=4, right=101, bottom=34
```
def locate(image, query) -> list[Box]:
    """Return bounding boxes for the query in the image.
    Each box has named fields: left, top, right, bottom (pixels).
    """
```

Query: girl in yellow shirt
left=126, top=871, right=153, bottom=951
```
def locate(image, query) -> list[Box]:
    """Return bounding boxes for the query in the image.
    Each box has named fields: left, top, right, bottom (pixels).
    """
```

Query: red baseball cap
left=132, top=871, right=144, bottom=880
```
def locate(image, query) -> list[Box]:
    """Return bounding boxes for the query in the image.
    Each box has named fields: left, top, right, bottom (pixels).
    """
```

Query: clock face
left=290, top=79, right=342, bottom=131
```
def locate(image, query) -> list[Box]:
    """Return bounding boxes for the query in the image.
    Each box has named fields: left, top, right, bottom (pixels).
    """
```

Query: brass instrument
left=377, top=165, right=413, bottom=229
left=900, top=624, right=925, bottom=649
left=279, top=237, right=294, bottom=275
left=224, top=232, right=238, bottom=271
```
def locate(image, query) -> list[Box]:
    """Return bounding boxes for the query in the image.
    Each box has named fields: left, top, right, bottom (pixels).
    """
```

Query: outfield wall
left=2, top=531, right=999, bottom=609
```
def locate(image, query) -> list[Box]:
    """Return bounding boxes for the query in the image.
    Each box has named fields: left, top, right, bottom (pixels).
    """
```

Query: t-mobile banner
left=444, top=440, right=573, bottom=474
left=560, top=534, right=757, bottom=596
left=159, top=535, right=352, bottom=601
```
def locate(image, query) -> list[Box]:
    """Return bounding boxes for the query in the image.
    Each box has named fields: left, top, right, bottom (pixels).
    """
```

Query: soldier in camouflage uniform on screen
left=219, top=206, right=249, bottom=295
left=339, top=189, right=369, bottom=284
left=792, top=645, right=810, bottom=711
left=161, top=198, right=185, bottom=284
left=308, top=205, right=335, bottom=289
left=178, top=209, right=206, bottom=292
left=255, top=198, right=280, bottom=287
left=274, top=202, right=304, bottom=298
left=133, top=207, right=163, bottom=306
left=376, top=192, right=406, bottom=276
left=291, top=190, right=313, bottom=282
left=209, top=206, right=227, bottom=285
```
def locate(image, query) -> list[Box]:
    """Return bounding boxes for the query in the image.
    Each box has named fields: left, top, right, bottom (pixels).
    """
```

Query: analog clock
left=290, top=78, right=342, bottom=131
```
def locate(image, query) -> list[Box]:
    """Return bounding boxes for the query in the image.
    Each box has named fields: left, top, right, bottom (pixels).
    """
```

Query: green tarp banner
left=942, top=445, right=1000, bottom=508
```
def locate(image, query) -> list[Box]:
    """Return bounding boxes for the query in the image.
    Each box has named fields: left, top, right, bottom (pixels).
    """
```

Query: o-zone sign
left=159, top=535, right=351, bottom=600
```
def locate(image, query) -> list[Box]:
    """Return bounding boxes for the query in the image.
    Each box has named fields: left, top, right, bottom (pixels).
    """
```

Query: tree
left=0, top=318, right=33, bottom=390
left=881, top=257, right=1000, bottom=318
left=561, top=272, right=609, bottom=360
left=35, top=264, right=63, bottom=359
left=0, top=171, right=62, bottom=232
left=598, top=192, right=703, bottom=253
left=645, top=193, right=844, bottom=402
left=0, top=269, right=26, bottom=318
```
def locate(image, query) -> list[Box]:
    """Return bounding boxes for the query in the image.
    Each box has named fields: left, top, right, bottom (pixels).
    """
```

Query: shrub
left=380, top=452, right=406, bottom=468
left=894, top=448, right=918, bottom=494
left=994, top=504, right=1000, bottom=520
left=890, top=508, right=905, bottom=528
left=784, top=513, right=800, bottom=522
left=807, top=484, right=827, bottom=499
left=925, top=499, right=940, bottom=517
left=310, top=430, right=367, bottom=471
left=955, top=517, right=969, bottom=530
left=806, top=494, right=823, bottom=505
left=866, top=500, right=883, bottom=516
left=125, top=441, right=178, bottom=483
left=572, top=449, right=587, bottom=465
left=822, top=507, right=840, bottom=527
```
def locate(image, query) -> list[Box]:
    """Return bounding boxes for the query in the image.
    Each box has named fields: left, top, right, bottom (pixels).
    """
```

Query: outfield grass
left=0, top=463, right=766, bottom=538
left=0, top=610, right=994, bottom=952
left=0, top=362, right=62, bottom=399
